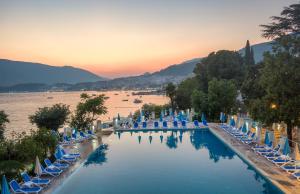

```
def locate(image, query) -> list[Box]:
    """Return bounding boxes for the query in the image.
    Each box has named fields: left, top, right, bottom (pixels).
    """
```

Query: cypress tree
left=244, top=40, right=252, bottom=66
left=250, top=47, right=255, bottom=65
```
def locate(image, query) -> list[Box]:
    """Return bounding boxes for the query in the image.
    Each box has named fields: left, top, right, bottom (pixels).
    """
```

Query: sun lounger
left=181, top=120, right=186, bottom=128
left=40, top=165, right=62, bottom=176
left=21, top=172, right=50, bottom=187
left=194, top=120, right=199, bottom=127
left=54, top=152, right=76, bottom=164
left=173, top=121, right=178, bottom=128
left=142, top=121, right=147, bottom=128
left=163, top=121, right=168, bottom=128
left=10, top=179, right=42, bottom=194
left=44, top=158, right=69, bottom=170
left=133, top=122, right=139, bottom=129
left=281, top=162, right=300, bottom=173
left=292, top=171, right=300, bottom=180
left=154, top=121, right=159, bottom=128
left=272, top=155, right=293, bottom=166
left=61, top=149, right=81, bottom=158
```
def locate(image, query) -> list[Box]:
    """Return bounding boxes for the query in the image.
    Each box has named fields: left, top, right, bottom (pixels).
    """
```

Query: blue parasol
left=1, top=175, right=11, bottom=194
left=55, top=146, right=63, bottom=159
left=230, top=118, right=236, bottom=127
left=242, top=123, right=247, bottom=133
left=282, top=138, right=291, bottom=156
left=264, top=132, right=270, bottom=145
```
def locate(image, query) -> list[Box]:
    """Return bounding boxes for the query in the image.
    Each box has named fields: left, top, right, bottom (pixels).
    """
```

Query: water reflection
left=166, top=132, right=178, bottom=149
left=84, top=144, right=109, bottom=166
left=115, top=130, right=235, bottom=162
left=190, top=130, right=235, bottom=162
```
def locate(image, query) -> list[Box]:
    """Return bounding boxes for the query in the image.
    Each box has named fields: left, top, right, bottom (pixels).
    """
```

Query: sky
left=0, top=0, right=298, bottom=78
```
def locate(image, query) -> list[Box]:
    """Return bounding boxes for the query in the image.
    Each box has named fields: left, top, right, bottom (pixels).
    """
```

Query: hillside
left=0, top=59, right=106, bottom=86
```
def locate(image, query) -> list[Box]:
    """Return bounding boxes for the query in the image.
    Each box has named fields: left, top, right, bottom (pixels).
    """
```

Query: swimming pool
left=53, top=129, right=283, bottom=194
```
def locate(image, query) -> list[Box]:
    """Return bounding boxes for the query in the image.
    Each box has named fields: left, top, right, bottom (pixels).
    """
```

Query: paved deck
left=209, top=123, right=300, bottom=194
left=42, top=134, right=105, bottom=194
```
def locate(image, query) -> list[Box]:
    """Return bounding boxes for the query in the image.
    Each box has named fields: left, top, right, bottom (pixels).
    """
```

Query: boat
left=133, top=98, right=143, bottom=104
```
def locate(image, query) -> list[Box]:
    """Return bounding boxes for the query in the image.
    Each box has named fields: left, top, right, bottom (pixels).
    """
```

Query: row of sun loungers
left=60, top=129, right=96, bottom=145
left=132, top=120, right=204, bottom=129
left=220, top=124, right=300, bottom=181
left=9, top=147, right=81, bottom=193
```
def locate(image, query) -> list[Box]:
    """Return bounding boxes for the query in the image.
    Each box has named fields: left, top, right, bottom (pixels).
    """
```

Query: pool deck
left=42, top=134, right=105, bottom=194
left=209, top=123, right=300, bottom=194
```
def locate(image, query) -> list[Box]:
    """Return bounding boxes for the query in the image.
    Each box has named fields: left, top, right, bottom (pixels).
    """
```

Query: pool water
left=53, top=129, right=283, bottom=194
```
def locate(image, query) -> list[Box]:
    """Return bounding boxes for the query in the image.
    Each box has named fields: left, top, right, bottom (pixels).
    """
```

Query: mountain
left=0, top=59, right=107, bottom=86
left=0, top=40, right=274, bottom=92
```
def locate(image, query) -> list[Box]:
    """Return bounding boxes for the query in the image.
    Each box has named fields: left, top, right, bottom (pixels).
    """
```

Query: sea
left=0, top=91, right=168, bottom=138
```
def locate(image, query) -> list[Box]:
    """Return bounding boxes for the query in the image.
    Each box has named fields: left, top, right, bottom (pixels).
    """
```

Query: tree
left=71, top=93, right=107, bottom=130
left=253, top=2, right=300, bottom=141
left=241, top=63, right=266, bottom=106
left=0, top=110, right=9, bottom=140
left=29, top=104, right=70, bottom=131
left=250, top=52, right=300, bottom=141
left=191, top=90, right=208, bottom=114
left=165, top=83, right=176, bottom=109
left=194, top=50, right=245, bottom=88
left=175, top=77, right=199, bottom=110
left=207, top=79, right=238, bottom=121
left=244, top=40, right=255, bottom=67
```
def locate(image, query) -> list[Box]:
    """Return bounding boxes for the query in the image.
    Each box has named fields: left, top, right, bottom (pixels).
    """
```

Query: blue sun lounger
left=173, top=121, right=178, bottom=128
left=133, top=122, right=139, bottom=129
left=154, top=121, right=159, bottom=128
left=163, top=121, right=168, bottom=128
left=181, top=120, right=186, bottom=128
left=61, top=149, right=81, bottom=158
left=40, top=165, right=62, bottom=176
left=10, top=179, right=42, bottom=194
left=194, top=120, right=199, bottom=127
left=292, top=171, right=300, bottom=181
left=54, top=152, right=76, bottom=164
left=44, top=158, right=69, bottom=170
left=21, top=172, right=50, bottom=187
left=281, top=163, right=300, bottom=173
left=142, top=121, right=147, bottom=128
left=272, top=156, right=292, bottom=166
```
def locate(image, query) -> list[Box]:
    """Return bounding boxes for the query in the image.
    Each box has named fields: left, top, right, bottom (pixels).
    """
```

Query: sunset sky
left=0, top=0, right=297, bottom=78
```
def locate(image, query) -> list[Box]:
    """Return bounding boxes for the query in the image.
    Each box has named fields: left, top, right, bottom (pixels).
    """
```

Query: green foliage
left=29, top=103, right=70, bottom=131
left=133, top=103, right=170, bottom=120
left=0, top=128, right=58, bottom=180
left=244, top=40, right=255, bottom=67
left=165, top=83, right=176, bottom=109
left=196, top=50, right=245, bottom=87
left=0, top=110, right=9, bottom=140
left=191, top=90, right=208, bottom=114
left=175, top=77, right=199, bottom=110
left=207, top=79, right=238, bottom=121
left=245, top=2, right=300, bottom=140
left=241, top=63, right=266, bottom=106
left=261, top=3, right=300, bottom=39
left=71, top=93, right=107, bottom=130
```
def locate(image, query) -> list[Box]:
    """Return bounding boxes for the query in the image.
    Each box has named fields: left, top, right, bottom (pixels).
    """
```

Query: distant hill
left=0, top=59, right=106, bottom=86
left=0, top=40, right=274, bottom=92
